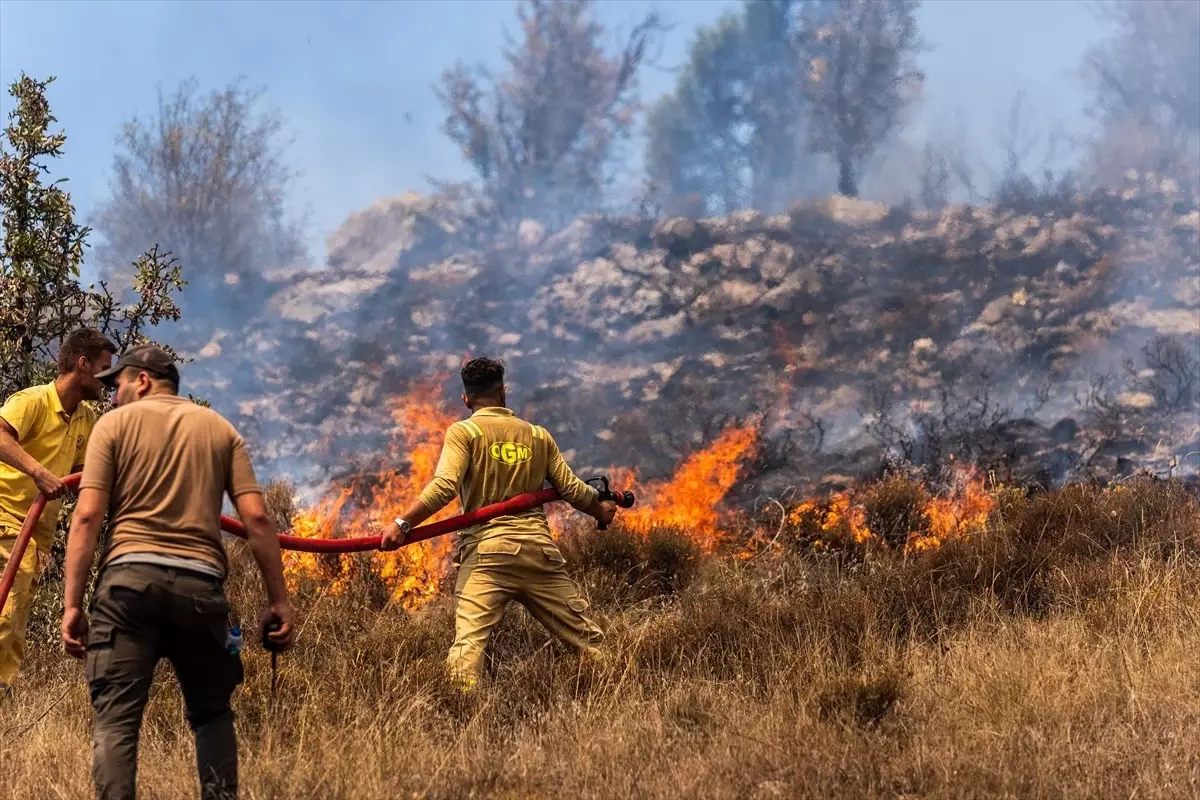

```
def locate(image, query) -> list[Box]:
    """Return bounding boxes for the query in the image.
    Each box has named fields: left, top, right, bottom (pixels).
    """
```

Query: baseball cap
left=95, top=344, right=181, bottom=388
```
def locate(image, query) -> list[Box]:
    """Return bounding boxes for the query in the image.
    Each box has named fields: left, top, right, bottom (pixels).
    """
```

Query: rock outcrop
left=180, top=177, right=1200, bottom=497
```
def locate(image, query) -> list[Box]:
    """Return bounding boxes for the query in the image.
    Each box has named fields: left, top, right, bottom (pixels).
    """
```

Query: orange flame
left=279, top=377, right=995, bottom=613
left=280, top=393, right=762, bottom=608
left=746, top=463, right=995, bottom=556
left=596, top=426, right=759, bottom=552
left=904, top=465, right=994, bottom=553
left=784, top=491, right=874, bottom=549
left=283, top=379, right=460, bottom=611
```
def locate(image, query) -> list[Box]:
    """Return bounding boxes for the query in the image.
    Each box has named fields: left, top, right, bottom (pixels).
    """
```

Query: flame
left=904, top=465, right=995, bottom=553
left=785, top=491, right=874, bottom=549
left=604, top=425, right=759, bottom=553
left=738, top=464, right=996, bottom=558
left=279, top=375, right=994, bottom=613
left=281, top=396, right=760, bottom=608
left=282, top=379, right=460, bottom=611
left=281, top=488, right=353, bottom=596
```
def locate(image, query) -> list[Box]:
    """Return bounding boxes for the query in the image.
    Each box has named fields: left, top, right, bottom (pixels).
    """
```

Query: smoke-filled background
left=1, top=0, right=1197, bottom=501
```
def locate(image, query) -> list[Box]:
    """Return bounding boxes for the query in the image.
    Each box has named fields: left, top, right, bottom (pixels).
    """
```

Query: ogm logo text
left=489, top=441, right=532, bottom=465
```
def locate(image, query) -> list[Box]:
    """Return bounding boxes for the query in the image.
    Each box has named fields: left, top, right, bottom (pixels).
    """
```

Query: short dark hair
left=58, top=328, right=118, bottom=374
left=120, top=365, right=179, bottom=394
left=461, top=357, right=505, bottom=398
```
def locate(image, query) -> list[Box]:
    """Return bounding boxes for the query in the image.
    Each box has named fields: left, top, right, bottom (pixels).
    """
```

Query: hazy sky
left=0, top=0, right=1108, bottom=268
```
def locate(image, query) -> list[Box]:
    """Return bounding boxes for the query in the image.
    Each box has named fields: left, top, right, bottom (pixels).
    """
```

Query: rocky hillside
left=180, top=175, right=1200, bottom=498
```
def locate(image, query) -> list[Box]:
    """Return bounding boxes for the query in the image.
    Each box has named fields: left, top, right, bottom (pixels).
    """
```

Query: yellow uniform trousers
left=0, top=531, right=43, bottom=687
left=448, top=533, right=603, bottom=685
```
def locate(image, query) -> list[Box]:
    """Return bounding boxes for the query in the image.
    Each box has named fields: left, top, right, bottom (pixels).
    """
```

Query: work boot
left=581, top=646, right=610, bottom=668
left=445, top=662, right=479, bottom=695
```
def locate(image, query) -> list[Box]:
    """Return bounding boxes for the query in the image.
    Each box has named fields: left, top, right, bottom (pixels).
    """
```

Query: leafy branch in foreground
left=0, top=73, right=187, bottom=402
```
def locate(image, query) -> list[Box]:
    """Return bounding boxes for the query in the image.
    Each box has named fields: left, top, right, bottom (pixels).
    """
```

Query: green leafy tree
left=1, top=74, right=186, bottom=403
left=0, top=73, right=192, bottom=645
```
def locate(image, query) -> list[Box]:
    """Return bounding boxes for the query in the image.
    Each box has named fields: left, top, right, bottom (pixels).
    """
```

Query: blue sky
left=1, top=0, right=1108, bottom=268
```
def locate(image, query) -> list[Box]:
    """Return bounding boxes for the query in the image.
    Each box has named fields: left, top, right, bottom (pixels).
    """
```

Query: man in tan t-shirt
left=60, top=344, right=294, bottom=800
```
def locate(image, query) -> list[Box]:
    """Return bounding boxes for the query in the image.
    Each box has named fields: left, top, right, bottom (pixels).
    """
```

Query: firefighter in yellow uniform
left=0, top=329, right=116, bottom=692
left=381, top=357, right=617, bottom=687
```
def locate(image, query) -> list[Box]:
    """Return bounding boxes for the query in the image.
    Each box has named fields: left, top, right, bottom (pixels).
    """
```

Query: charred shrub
left=261, top=478, right=298, bottom=530
left=862, top=376, right=1013, bottom=479
left=862, top=474, right=932, bottom=549
left=642, top=526, right=700, bottom=595
left=560, top=523, right=700, bottom=605
left=1123, top=334, right=1198, bottom=412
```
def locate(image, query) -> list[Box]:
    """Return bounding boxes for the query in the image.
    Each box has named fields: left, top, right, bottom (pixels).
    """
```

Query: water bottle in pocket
left=225, top=611, right=243, bottom=655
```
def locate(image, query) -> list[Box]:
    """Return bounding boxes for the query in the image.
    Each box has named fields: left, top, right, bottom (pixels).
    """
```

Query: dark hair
left=58, top=328, right=118, bottom=374
left=119, top=365, right=179, bottom=394
left=461, top=357, right=505, bottom=398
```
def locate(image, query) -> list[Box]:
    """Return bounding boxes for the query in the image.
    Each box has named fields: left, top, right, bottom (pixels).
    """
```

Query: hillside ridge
left=182, top=176, right=1199, bottom=496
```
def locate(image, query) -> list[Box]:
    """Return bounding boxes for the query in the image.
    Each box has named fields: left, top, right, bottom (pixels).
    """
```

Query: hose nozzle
left=584, top=475, right=636, bottom=530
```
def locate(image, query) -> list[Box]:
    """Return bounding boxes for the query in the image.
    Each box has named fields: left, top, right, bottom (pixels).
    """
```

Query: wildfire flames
left=783, top=493, right=874, bottom=548
left=769, top=463, right=995, bottom=555
left=603, top=426, right=759, bottom=552
left=280, top=382, right=996, bottom=612
left=282, top=380, right=462, bottom=610
left=908, top=465, right=995, bottom=552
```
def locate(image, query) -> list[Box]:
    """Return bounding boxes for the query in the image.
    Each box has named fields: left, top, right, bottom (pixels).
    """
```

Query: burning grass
left=280, top=380, right=463, bottom=610
left=279, top=401, right=759, bottom=612
left=3, top=475, right=1199, bottom=798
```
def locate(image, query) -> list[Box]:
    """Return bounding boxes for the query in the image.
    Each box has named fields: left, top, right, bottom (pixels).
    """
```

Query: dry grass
left=3, top=477, right=1199, bottom=799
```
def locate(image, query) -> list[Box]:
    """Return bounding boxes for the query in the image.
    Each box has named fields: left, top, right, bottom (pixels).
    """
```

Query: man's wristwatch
left=393, top=518, right=411, bottom=536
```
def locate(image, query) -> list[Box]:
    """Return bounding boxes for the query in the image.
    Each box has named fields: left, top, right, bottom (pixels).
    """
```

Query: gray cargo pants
left=85, top=562, right=244, bottom=800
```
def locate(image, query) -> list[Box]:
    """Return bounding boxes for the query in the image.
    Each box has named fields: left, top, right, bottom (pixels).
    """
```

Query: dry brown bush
left=2, top=478, right=1198, bottom=798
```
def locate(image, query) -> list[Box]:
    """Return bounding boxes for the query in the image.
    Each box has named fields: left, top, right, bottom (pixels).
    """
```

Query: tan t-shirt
left=79, top=394, right=261, bottom=577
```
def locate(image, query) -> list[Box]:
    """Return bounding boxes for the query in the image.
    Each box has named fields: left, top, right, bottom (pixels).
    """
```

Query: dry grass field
left=3, top=475, right=1199, bottom=799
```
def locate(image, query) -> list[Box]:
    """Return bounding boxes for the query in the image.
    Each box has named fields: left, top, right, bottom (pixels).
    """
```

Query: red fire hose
left=1, top=472, right=632, bottom=614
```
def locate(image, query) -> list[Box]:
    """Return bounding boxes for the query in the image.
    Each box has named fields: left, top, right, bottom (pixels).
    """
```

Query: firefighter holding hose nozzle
left=380, top=357, right=618, bottom=690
